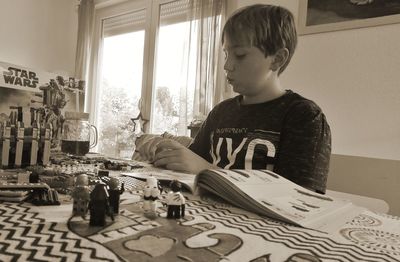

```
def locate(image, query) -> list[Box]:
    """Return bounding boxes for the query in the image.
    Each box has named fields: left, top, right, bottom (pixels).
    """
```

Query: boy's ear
left=271, top=48, right=289, bottom=72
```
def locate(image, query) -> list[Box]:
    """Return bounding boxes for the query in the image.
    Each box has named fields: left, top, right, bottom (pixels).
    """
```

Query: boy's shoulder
left=284, top=90, right=324, bottom=114
left=283, top=91, right=328, bottom=125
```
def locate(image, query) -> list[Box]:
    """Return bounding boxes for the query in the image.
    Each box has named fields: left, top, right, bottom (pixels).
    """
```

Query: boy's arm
left=153, top=140, right=216, bottom=174
left=133, top=133, right=193, bottom=162
left=133, top=134, right=215, bottom=173
left=132, top=135, right=164, bottom=162
left=187, top=108, right=216, bottom=163
left=274, top=101, right=331, bottom=194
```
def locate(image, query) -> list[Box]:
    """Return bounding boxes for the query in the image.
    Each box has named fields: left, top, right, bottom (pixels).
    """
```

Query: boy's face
left=222, top=35, right=275, bottom=98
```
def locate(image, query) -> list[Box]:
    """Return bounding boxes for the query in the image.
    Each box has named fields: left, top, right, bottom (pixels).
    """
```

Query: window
left=94, top=5, right=147, bottom=158
left=89, top=0, right=223, bottom=158
left=152, top=20, right=197, bottom=135
left=97, top=31, right=144, bottom=158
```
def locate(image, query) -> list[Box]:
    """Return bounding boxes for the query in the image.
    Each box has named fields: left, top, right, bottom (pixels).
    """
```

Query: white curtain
left=74, top=0, right=95, bottom=81
left=156, top=0, right=226, bottom=134
left=174, top=0, right=226, bottom=117
left=188, top=0, right=226, bottom=117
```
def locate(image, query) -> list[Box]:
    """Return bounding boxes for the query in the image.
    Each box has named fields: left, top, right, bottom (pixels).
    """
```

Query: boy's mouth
left=227, top=77, right=234, bottom=84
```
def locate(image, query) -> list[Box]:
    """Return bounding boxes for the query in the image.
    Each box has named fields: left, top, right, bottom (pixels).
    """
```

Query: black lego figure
left=89, top=183, right=114, bottom=226
left=108, top=177, right=124, bottom=215
left=166, top=180, right=185, bottom=219
left=29, top=169, right=42, bottom=203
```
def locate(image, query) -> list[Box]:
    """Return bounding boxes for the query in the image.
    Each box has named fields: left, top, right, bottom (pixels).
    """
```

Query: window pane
left=151, top=20, right=197, bottom=136
left=96, top=31, right=144, bottom=158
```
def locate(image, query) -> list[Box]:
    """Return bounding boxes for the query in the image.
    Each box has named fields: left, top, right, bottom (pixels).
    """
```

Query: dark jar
left=61, top=112, right=97, bottom=156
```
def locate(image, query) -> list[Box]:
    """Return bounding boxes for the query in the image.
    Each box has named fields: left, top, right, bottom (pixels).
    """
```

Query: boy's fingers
left=156, top=140, right=184, bottom=150
left=132, top=152, right=142, bottom=161
left=136, top=136, right=163, bottom=160
left=165, top=163, right=186, bottom=172
left=153, top=155, right=179, bottom=166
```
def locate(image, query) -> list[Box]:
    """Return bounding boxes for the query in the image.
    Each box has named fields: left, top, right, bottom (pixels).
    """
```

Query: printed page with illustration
left=195, top=169, right=365, bottom=232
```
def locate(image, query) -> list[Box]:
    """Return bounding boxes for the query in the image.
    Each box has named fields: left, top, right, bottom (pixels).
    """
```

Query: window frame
left=88, top=0, right=224, bottom=136
left=143, top=0, right=190, bottom=133
left=89, top=0, right=156, bottom=133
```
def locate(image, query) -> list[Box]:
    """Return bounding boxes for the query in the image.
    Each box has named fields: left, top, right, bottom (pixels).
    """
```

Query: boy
left=136, top=4, right=331, bottom=194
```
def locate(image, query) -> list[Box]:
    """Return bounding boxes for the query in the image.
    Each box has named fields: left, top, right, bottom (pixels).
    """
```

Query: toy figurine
left=108, top=177, right=124, bottom=215
left=29, top=170, right=40, bottom=183
left=89, top=183, right=114, bottom=226
left=142, top=176, right=162, bottom=218
left=29, top=169, right=42, bottom=202
left=71, top=174, right=90, bottom=218
left=166, top=180, right=185, bottom=219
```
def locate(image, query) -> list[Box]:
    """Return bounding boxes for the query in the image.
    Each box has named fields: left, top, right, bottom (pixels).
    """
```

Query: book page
left=196, top=169, right=363, bottom=232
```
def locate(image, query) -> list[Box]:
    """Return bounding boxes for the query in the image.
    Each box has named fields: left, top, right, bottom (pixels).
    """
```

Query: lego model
left=14, top=121, right=24, bottom=167
left=0, top=108, right=51, bottom=168
left=1, top=121, right=11, bottom=167
left=142, top=176, right=162, bottom=218
left=166, top=180, right=185, bottom=219
left=71, top=174, right=90, bottom=218
left=108, top=177, right=124, bottom=215
left=89, top=183, right=114, bottom=226
left=39, top=77, right=67, bottom=148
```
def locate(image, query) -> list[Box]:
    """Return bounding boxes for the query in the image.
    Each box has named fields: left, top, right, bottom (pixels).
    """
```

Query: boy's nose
left=224, top=58, right=234, bottom=71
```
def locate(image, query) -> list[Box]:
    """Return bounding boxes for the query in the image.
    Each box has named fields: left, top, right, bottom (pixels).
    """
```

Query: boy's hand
left=133, top=136, right=165, bottom=162
left=153, top=140, right=214, bottom=174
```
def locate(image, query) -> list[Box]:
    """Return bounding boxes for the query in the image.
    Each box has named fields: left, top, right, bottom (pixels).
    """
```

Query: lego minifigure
left=89, top=183, right=114, bottom=226
left=108, top=177, right=124, bottom=215
left=142, top=176, right=162, bottom=218
left=29, top=169, right=40, bottom=183
left=71, top=174, right=90, bottom=218
left=29, top=169, right=42, bottom=203
left=166, top=180, right=185, bottom=219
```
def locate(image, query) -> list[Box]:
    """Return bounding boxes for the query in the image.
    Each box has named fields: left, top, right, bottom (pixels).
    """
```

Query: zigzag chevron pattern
left=184, top=200, right=397, bottom=262
left=1, top=194, right=398, bottom=261
left=0, top=203, right=120, bottom=261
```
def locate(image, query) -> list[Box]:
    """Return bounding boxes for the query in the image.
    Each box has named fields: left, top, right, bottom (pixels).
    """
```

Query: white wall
left=228, top=0, right=400, bottom=161
left=0, top=0, right=78, bottom=75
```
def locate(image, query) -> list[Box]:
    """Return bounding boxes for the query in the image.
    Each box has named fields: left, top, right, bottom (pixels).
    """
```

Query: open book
left=121, top=168, right=364, bottom=232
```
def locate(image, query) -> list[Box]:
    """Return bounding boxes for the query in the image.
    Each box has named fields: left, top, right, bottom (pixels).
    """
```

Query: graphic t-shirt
left=189, top=90, right=331, bottom=193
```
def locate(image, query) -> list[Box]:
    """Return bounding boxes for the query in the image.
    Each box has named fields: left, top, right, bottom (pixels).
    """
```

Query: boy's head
left=170, top=180, right=182, bottom=192
left=222, top=4, right=297, bottom=75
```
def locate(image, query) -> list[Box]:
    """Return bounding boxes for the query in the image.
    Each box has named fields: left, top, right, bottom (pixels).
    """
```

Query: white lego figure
left=142, top=176, right=162, bottom=218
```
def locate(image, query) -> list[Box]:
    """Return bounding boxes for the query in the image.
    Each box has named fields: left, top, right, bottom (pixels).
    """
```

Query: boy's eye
left=234, top=49, right=247, bottom=58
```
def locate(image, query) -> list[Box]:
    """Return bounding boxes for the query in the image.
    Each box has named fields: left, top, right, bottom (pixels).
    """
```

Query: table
left=1, top=173, right=399, bottom=262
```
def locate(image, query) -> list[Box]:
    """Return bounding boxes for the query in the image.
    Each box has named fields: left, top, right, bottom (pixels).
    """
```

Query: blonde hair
left=222, top=4, right=297, bottom=75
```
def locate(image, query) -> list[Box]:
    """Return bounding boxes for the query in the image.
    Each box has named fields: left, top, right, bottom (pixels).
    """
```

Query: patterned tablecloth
left=0, top=176, right=399, bottom=262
